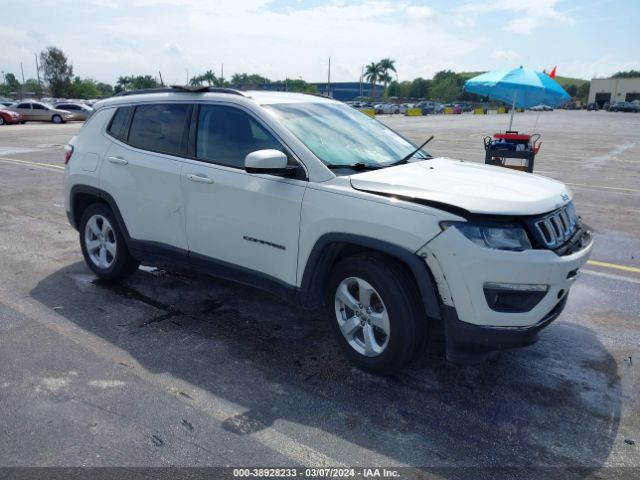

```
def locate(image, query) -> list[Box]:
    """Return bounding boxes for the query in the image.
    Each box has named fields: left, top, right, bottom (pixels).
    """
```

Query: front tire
left=325, top=253, right=427, bottom=375
left=0, top=117, right=5, bottom=125
left=79, top=203, right=139, bottom=280
left=52, top=114, right=63, bottom=124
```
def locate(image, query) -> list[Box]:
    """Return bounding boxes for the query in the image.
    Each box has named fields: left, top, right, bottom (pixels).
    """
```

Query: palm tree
left=364, top=62, right=382, bottom=98
left=379, top=58, right=396, bottom=95
left=202, top=70, right=217, bottom=86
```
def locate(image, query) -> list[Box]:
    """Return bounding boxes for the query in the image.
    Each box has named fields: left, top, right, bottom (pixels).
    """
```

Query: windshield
left=263, top=102, right=430, bottom=167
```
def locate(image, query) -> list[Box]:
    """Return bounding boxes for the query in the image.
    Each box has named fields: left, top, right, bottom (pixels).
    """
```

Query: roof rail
left=114, top=85, right=248, bottom=97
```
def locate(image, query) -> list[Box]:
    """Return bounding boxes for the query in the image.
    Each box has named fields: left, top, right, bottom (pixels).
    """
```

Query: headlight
left=440, top=221, right=532, bottom=251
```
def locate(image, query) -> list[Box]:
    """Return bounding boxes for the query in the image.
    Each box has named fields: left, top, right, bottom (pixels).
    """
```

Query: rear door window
left=128, top=103, right=191, bottom=156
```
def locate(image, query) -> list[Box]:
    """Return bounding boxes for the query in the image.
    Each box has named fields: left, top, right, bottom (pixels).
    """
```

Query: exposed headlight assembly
left=440, top=221, right=532, bottom=251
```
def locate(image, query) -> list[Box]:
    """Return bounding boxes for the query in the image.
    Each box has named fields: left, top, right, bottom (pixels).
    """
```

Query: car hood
left=349, top=157, right=572, bottom=216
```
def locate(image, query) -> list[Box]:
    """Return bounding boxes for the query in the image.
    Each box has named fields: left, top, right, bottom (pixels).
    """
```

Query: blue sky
left=1, top=0, right=638, bottom=85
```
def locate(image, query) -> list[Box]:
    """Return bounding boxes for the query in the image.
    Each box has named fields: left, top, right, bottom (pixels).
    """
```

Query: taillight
left=64, top=144, right=74, bottom=164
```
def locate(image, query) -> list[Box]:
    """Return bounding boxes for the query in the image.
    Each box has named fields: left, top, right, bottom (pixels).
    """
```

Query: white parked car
left=529, top=104, right=554, bottom=111
left=64, top=86, right=592, bottom=374
left=374, top=103, right=401, bottom=114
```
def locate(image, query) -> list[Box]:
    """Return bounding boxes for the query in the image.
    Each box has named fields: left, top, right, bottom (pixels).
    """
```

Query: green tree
left=430, top=70, right=463, bottom=102
left=378, top=57, right=396, bottom=95
left=408, top=77, right=429, bottom=98
left=429, top=76, right=460, bottom=102
left=279, top=78, right=317, bottom=94
left=69, top=77, right=100, bottom=99
left=114, top=75, right=159, bottom=93
left=387, top=80, right=400, bottom=97
left=611, top=70, right=640, bottom=78
left=189, top=75, right=203, bottom=86
left=564, top=83, right=577, bottom=98
left=364, top=62, right=382, bottom=98
left=40, top=46, right=74, bottom=97
left=190, top=70, right=225, bottom=88
left=23, top=78, right=43, bottom=96
left=576, top=82, right=590, bottom=103
left=230, top=73, right=270, bottom=87
left=95, top=82, right=114, bottom=98
left=3, top=73, right=21, bottom=93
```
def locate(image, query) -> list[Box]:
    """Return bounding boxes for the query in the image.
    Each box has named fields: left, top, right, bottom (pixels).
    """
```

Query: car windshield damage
left=264, top=102, right=431, bottom=171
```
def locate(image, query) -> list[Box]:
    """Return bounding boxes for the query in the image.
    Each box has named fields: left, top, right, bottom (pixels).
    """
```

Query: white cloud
left=3, top=0, right=619, bottom=84
left=5, top=0, right=478, bottom=83
left=491, top=49, right=520, bottom=62
left=455, top=0, right=575, bottom=34
left=405, top=5, right=435, bottom=19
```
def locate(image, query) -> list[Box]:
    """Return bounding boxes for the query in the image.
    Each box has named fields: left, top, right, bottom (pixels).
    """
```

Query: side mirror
left=244, top=149, right=295, bottom=175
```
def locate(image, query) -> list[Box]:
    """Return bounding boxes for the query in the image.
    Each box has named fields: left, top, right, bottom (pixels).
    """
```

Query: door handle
left=186, top=173, right=214, bottom=184
left=107, top=156, right=128, bottom=165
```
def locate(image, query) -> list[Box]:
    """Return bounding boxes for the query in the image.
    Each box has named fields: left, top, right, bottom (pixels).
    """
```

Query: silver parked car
left=54, top=102, right=93, bottom=121
left=9, top=101, right=75, bottom=123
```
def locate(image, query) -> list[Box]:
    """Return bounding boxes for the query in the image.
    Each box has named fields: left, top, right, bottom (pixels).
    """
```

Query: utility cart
left=484, top=131, right=541, bottom=173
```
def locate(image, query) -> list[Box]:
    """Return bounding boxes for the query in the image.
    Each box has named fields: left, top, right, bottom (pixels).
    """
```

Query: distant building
left=588, top=77, right=640, bottom=107
left=256, top=82, right=385, bottom=101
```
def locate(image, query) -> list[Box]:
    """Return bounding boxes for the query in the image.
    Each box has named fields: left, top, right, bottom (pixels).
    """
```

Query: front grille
left=531, top=203, right=578, bottom=249
left=525, top=202, right=590, bottom=256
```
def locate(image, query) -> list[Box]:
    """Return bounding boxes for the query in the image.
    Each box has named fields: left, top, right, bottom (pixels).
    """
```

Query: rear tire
left=325, top=253, right=427, bottom=375
left=79, top=203, right=139, bottom=280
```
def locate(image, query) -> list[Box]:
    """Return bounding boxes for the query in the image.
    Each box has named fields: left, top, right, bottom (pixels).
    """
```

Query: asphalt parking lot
left=0, top=111, right=638, bottom=477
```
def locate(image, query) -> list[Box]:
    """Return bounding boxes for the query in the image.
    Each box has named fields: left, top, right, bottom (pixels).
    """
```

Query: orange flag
left=549, top=66, right=557, bottom=79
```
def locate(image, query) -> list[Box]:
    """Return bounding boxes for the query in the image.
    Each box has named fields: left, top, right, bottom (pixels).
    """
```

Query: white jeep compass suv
left=63, top=86, right=592, bottom=374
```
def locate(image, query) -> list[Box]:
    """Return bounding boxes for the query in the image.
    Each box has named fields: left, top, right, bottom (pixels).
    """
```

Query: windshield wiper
left=388, top=135, right=434, bottom=166
left=325, top=163, right=385, bottom=171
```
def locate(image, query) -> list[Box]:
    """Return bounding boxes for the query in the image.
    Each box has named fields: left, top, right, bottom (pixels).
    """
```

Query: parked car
left=373, top=103, right=401, bottom=114
left=9, top=101, right=75, bottom=123
left=608, top=101, right=639, bottom=112
left=529, top=104, right=554, bottom=111
left=0, top=101, right=15, bottom=108
left=396, top=104, right=409, bottom=114
left=64, top=87, right=592, bottom=374
left=559, top=102, right=578, bottom=110
left=414, top=101, right=444, bottom=115
left=586, top=102, right=599, bottom=111
left=54, top=102, right=94, bottom=121
left=0, top=106, right=22, bottom=125
left=443, top=104, right=462, bottom=114
left=457, top=102, right=474, bottom=112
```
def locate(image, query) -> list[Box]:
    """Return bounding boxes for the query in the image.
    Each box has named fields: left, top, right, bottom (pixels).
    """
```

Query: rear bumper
left=442, top=295, right=568, bottom=363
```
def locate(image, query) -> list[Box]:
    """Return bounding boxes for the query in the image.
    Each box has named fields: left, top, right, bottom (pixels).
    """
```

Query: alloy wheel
left=84, top=214, right=117, bottom=269
left=334, top=276, right=390, bottom=357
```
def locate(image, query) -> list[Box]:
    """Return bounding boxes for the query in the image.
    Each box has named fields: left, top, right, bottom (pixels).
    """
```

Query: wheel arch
left=298, top=233, right=442, bottom=320
left=69, top=185, right=131, bottom=242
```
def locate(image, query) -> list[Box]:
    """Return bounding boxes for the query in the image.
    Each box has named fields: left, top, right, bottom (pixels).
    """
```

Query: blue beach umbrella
left=464, top=67, right=571, bottom=130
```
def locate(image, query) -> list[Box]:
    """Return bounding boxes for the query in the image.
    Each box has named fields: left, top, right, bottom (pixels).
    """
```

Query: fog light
left=483, top=283, right=549, bottom=313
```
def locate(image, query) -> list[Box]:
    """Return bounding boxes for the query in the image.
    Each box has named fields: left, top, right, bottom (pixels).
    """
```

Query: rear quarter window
left=106, top=106, right=132, bottom=141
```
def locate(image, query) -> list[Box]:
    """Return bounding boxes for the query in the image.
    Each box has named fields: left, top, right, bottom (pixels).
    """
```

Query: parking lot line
left=587, top=260, right=640, bottom=274
left=583, top=269, right=640, bottom=284
left=0, top=156, right=64, bottom=171
left=565, top=182, right=640, bottom=193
